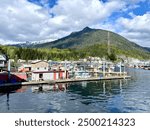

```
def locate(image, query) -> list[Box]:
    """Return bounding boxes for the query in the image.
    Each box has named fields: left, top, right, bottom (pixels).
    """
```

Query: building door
left=39, top=74, right=43, bottom=80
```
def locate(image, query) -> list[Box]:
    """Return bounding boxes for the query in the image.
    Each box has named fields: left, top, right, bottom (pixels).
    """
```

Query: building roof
left=31, top=60, right=48, bottom=64
left=32, top=70, right=66, bottom=73
left=0, top=54, right=7, bottom=61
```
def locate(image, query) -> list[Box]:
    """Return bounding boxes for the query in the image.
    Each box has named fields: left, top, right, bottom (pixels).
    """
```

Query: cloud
left=0, top=0, right=149, bottom=47
left=44, top=0, right=126, bottom=38
left=0, top=0, right=125, bottom=44
left=0, top=0, right=49, bottom=43
left=117, top=12, right=150, bottom=47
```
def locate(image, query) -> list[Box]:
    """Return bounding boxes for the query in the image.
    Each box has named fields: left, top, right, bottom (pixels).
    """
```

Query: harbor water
left=0, top=68, right=150, bottom=113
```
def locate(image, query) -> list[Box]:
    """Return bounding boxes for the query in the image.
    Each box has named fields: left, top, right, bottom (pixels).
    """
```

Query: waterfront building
left=31, top=70, right=68, bottom=81
left=31, top=60, right=68, bottom=81
left=18, top=64, right=31, bottom=72
left=0, top=54, right=7, bottom=71
left=31, top=60, right=49, bottom=72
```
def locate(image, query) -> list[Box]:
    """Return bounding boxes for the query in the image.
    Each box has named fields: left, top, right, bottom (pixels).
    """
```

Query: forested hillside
left=1, top=43, right=150, bottom=62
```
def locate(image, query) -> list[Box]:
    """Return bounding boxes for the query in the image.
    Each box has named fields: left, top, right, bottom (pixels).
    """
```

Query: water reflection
left=0, top=68, right=150, bottom=112
left=31, top=83, right=69, bottom=93
left=6, top=93, right=9, bottom=110
left=103, top=81, right=106, bottom=95
left=30, top=80, right=127, bottom=99
left=0, top=86, right=29, bottom=111
left=63, top=80, right=127, bottom=108
left=0, top=79, right=129, bottom=113
left=119, top=80, right=122, bottom=93
left=0, top=85, right=22, bottom=93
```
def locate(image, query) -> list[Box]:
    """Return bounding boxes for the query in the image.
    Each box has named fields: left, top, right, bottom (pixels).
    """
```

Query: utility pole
left=107, top=31, right=110, bottom=55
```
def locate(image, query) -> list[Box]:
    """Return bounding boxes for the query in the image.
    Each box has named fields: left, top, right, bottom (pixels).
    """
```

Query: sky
left=0, top=0, right=150, bottom=47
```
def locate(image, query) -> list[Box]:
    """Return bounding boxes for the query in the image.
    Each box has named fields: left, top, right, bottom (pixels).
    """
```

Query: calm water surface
left=0, top=68, right=150, bottom=113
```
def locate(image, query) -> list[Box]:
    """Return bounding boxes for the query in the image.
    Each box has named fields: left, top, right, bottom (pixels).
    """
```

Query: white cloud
left=0, top=0, right=49, bottom=43
left=50, top=0, right=125, bottom=28
left=0, top=0, right=125, bottom=44
left=117, top=12, right=150, bottom=47
left=0, top=0, right=149, bottom=47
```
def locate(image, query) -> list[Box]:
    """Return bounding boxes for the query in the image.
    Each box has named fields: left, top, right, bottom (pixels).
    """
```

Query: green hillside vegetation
left=35, top=27, right=148, bottom=53
left=0, top=45, right=75, bottom=61
left=1, top=42, right=150, bottom=62
left=81, top=44, right=150, bottom=60
left=1, top=27, right=150, bottom=61
left=33, top=27, right=150, bottom=60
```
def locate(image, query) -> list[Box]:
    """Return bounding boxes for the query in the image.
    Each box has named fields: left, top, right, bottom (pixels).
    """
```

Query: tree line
left=0, top=43, right=149, bottom=62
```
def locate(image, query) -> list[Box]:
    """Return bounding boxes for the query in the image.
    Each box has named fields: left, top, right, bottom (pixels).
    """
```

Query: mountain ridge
left=33, top=27, right=149, bottom=53
left=6, top=27, right=150, bottom=60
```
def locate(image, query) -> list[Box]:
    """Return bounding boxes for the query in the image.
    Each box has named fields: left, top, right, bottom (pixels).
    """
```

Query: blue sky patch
left=28, top=0, right=58, bottom=8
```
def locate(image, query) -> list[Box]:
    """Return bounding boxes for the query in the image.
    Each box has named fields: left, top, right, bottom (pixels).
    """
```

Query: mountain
left=8, top=27, right=150, bottom=60
left=143, top=47, right=150, bottom=52
left=34, top=27, right=148, bottom=52
left=11, top=42, right=35, bottom=48
left=9, top=39, right=53, bottom=48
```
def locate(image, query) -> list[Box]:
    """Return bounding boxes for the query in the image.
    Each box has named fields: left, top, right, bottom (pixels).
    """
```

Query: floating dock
left=0, top=75, right=131, bottom=88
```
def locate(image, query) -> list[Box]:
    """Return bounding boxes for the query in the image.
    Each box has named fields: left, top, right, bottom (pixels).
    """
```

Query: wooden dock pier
left=0, top=75, right=131, bottom=88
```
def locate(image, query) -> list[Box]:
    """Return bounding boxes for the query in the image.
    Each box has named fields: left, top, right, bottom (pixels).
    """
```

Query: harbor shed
left=31, top=60, right=49, bottom=72
left=31, top=70, right=68, bottom=81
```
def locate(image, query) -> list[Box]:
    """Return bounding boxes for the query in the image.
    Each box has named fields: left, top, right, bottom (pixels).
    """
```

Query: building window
left=37, top=68, right=39, bottom=70
left=0, top=61, right=4, bottom=64
left=45, top=67, right=47, bottom=70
